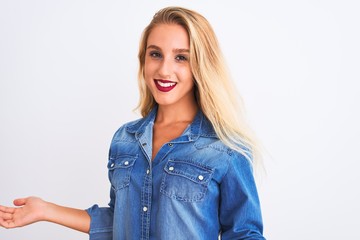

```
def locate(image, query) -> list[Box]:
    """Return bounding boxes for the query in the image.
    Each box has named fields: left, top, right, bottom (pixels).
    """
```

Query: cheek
left=178, top=67, right=193, bottom=84
left=143, top=65, right=151, bottom=82
left=144, top=60, right=156, bottom=79
left=144, top=64, right=158, bottom=91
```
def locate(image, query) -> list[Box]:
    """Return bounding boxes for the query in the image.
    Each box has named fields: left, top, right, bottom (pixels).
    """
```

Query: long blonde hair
left=137, top=7, right=262, bottom=168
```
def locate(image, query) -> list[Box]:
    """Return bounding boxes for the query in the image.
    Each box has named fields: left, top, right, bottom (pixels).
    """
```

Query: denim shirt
left=86, top=107, right=265, bottom=240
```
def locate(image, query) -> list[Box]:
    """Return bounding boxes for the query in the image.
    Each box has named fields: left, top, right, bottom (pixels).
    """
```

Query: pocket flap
left=164, top=159, right=213, bottom=184
left=108, top=155, right=137, bottom=170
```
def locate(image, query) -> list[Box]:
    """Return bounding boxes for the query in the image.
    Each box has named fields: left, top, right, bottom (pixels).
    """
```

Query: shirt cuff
left=86, top=204, right=113, bottom=240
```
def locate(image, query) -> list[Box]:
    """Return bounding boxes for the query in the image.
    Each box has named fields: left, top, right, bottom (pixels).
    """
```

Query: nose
left=157, top=57, right=172, bottom=79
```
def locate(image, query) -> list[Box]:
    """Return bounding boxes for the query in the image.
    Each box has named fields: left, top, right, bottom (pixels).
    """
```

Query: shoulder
left=195, top=114, right=253, bottom=165
left=111, top=117, right=144, bottom=142
left=196, top=111, right=253, bottom=167
left=195, top=135, right=252, bottom=164
left=193, top=136, right=253, bottom=177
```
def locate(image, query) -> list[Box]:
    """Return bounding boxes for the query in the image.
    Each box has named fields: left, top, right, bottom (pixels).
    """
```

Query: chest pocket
left=160, top=159, right=214, bottom=202
left=108, top=155, right=137, bottom=191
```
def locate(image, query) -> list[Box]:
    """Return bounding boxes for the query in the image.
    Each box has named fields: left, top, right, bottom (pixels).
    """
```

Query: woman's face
left=144, top=24, right=195, bottom=108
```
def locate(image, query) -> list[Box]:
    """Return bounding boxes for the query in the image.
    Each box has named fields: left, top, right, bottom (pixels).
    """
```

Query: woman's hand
left=0, top=196, right=47, bottom=229
left=0, top=196, right=90, bottom=233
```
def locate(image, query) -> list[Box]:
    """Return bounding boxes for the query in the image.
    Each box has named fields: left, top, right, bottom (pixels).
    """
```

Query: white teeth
left=157, top=81, right=176, bottom=87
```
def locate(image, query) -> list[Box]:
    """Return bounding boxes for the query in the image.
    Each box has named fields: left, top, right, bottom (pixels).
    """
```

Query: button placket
left=140, top=154, right=152, bottom=239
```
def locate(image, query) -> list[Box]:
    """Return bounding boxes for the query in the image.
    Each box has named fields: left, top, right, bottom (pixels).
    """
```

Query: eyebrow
left=147, top=45, right=189, bottom=53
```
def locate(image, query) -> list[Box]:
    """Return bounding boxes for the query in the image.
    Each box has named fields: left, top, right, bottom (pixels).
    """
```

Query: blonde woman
left=0, top=6, right=265, bottom=239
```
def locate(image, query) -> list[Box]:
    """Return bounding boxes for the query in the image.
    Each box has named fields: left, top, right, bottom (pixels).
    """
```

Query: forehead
left=147, top=24, right=189, bottom=49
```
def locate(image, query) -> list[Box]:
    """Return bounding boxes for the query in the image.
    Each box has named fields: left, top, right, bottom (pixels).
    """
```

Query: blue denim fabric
left=86, top=107, right=265, bottom=240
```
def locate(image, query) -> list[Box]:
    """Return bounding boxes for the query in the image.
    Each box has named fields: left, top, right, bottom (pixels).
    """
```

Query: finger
left=0, top=217, right=7, bottom=228
left=0, top=218, right=16, bottom=229
left=0, top=217, right=9, bottom=228
left=0, top=205, right=15, bottom=214
left=0, top=211, right=13, bottom=220
left=13, top=198, right=27, bottom=206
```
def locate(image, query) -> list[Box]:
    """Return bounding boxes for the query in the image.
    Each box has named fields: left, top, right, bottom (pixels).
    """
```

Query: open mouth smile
left=154, top=80, right=177, bottom=92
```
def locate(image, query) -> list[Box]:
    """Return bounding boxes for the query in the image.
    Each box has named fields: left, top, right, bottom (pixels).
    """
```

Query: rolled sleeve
left=219, top=153, right=265, bottom=240
left=86, top=204, right=113, bottom=240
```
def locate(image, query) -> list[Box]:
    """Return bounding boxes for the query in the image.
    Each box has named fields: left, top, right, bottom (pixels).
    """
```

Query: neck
left=155, top=102, right=198, bottom=125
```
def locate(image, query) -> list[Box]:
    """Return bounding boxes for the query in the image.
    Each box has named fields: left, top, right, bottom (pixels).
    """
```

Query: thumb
left=13, top=197, right=27, bottom=206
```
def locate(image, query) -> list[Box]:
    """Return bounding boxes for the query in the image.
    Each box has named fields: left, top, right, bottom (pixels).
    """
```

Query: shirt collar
left=125, top=106, right=217, bottom=141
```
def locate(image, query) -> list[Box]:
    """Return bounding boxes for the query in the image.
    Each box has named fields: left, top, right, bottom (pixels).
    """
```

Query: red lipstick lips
left=154, top=80, right=177, bottom=92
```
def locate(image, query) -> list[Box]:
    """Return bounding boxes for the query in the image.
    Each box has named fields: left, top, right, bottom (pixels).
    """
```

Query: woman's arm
left=219, top=153, right=265, bottom=239
left=0, top=196, right=90, bottom=233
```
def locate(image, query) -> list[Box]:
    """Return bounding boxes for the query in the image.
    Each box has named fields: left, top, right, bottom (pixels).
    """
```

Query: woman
left=0, top=6, right=265, bottom=239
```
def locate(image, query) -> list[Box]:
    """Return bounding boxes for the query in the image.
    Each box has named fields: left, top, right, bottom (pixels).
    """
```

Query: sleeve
left=86, top=203, right=113, bottom=240
left=85, top=133, right=119, bottom=240
left=86, top=183, right=115, bottom=240
left=219, top=153, right=266, bottom=240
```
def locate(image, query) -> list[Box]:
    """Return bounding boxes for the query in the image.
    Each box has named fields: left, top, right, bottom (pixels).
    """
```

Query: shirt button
left=110, top=163, right=115, bottom=168
left=124, top=161, right=129, bottom=166
left=146, top=169, right=150, bottom=174
left=198, top=175, right=204, bottom=181
left=168, top=143, right=173, bottom=147
left=169, top=166, right=174, bottom=171
left=143, top=206, right=148, bottom=212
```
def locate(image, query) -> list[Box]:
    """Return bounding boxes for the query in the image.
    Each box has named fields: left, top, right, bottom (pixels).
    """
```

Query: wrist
left=42, top=201, right=56, bottom=222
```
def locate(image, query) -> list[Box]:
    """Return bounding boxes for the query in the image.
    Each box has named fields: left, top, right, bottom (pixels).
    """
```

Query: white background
left=1, top=0, right=359, bottom=239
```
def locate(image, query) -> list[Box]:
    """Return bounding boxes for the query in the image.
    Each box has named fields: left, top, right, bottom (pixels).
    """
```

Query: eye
left=149, top=51, right=162, bottom=59
left=175, top=55, right=188, bottom=62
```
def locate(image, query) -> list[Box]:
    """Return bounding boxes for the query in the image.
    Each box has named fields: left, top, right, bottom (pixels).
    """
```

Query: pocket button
left=198, top=175, right=204, bottom=181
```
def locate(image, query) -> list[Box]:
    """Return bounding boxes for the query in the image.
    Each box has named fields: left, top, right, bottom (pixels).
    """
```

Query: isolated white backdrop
left=1, top=0, right=359, bottom=239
